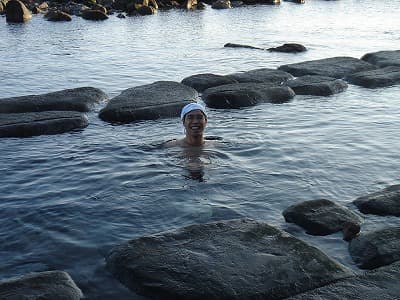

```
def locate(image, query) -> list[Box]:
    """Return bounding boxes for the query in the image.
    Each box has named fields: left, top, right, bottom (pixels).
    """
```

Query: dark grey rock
left=0, top=271, right=83, bottom=300
left=349, top=227, right=400, bottom=270
left=45, top=10, right=72, bottom=21
left=0, top=111, right=88, bottom=138
left=81, top=9, right=108, bottom=20
left=99, top=81, right=198, bottom=123
left=0, top=87, right=108, bottom=114
left=181, top=73, right=238, bottom=92
left=361, top=50, right=400, bottom=68
left=278, top=57, right=376, bottom=78
left=287, top=260, right=400, bottom=300
left=137, top=5, right=156, bottom=15
left=106, top=219, right=353, bottom=300
left=211, top=0, right=231, bottom=9
left=202, top=82, right=295, bottom=108
left=268, top=43, right=307, bottom=53
left=283, top=199, right=363, bottom=236
left=224, top=43, right=263, bottom=50
left=226, top=68, right=294, bottom=84
left=5, top=0, right=31, bottom=22
left=353, top=185, right=400, bottom=216
left=345, top=66, right=400, bottom=88
left=285, top=75, right=348, bottom=96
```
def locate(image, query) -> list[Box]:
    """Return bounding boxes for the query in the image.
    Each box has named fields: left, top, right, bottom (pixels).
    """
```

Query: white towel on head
left=180, top=103, right=207, bottom=121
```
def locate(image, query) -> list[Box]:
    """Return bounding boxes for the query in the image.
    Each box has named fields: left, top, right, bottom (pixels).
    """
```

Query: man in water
left=165, top=103, right=208, bottom=147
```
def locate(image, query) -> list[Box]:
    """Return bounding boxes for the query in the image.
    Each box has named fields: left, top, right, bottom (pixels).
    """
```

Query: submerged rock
left=353, top=184, right=400, bottom=216
left=211, top=0, right=231, bottom=9
left=283, top=199, right=363, bottom=236
left=99, top=81, right=198, bottom=123
left=181, top=73, right=238, bottom=92
left=0, top=111, right=89, bottom=138
left=45, top=10, right=72, bottom=21
left=5, top=0, right=32, bottom=22
left=106, top=219, right=353, bottom=300
left=226, top=68, right=294, bottom=84
left=279, top=56, right=376, bottom=78
left=284, top=75, right=348, bottom=96
left=287, top=260, right=400, bottom=300
left=202, top=82, right=295, bottom=108
left=224, top=42, right=264, bottom=50
left=361, top=50, right=400, bottom=68
left=268, top=43, right=307, bottom=53
left=349, top=226, right=400, bottom=270
left=81, top=9, right=108, bottom=20
left=345, top=66, right=400, bottom=88
left=0, top=271, right=83, bottom=300
left=0, top=87, right=108, bottom=114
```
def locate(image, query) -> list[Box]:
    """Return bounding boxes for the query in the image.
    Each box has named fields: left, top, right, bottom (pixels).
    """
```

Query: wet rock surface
left=361, top=50, right=400, bottom=67
left=226, top=68, right=294, bottom=84
left=99, top=81, right=198, bottom=123
left=106, top=218, right=353, bottom=300
left=349, top=226, right=400, bottom=270
left=278, top=56, right=376, bottom=78
left=268, top=43, right=307, bottom=53
left=181, top=73, right=238, bottom=92
left=0, top=271, right=83, bottom=300
left=345, top=66, right=400, bottom=88
left=202, top=82, right=295, bottom=108
left=283, top=199, right=363, bottom=236
left=353, top=184, right=400, bottom=216
left=0, top=111, right=89, bottom=138
left=5, top=0, right=31, bottom=22
left=285, top=75, right=348, bottom=96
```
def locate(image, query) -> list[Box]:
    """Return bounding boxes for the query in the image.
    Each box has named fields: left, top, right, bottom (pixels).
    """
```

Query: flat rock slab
left=283, top=199, right=363, bottom=236
left=345, top=66, right=400, bottom=88
left=287, top=260, right=400, bottom=300
left=0, top=87, right=108, bottom=114
left=202, top=82, right=295, bottom=108
left=278, top=57, right=376, bottom=78
left=0, top=271, right=83, bottom=300
left=361, top=50, right=400, bottom=67
left=353, top=184, right=400, bottom=216
left=349, top=226, right=400, bottom=270
left=99, top=81, right=198, bottom=123
left=0, top=111, right=88, bottom=138
left=268, top=43, right=307, bottom=53
left=106, top=218, right=353, bottom=300
left=226, top=68, right=294, bottom=84
left=181, top=73, right=238, bottom=92
left=285, top=75, right=348, bottom=96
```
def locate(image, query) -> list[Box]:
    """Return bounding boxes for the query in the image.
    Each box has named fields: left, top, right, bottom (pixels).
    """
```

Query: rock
left=181, top=73, right=238, bottom=92
left=90, top=3, right=107, bottom=13
left=202, top=82, right=295, bottom=108
left=99, top=81, right=198, bottom=123
left=268, top=43, right=307, bottom=53
left=106, top=218, right=353, bottom=300
left=116, top=12, right=125, bottom=17
left=279, top=56, right=376, bottom=78
left=224, top=42, right=264, bottom=50
left=0, top=271, right=83, bottom=300
left=32, top=2, right=48, bottom=13
left=184, top=0, right=197, bottom=9
left=345, top=66, right=400, bottom=88
left=81, top=9, right=108, bottom=19
left=287, top=260, right=400, bottom=300
left=0, top=87, right=108, bottom=114
left=0, top=111, right=89, bottom=138
left=63, top=3, right=89, bottom=16
left=283, top=199, right=363, bottom=236
left=284, top=0, right=304, bottom=3
left=349, top=226, right=400, bottom=270
left=226, top=68, right=294, bottom=84
left=45, top=10, right=72, bottom=21
left=353, top=185, right=400, bottom=216
left=136, top=5, right=156, bottom=15
left=5, top=0, right=32, bottom=22
left=211, top=0, right=230, bottom=9
left=284, top=75, right=348, bottom=96
left=342, top=221, right=361, bottom=242
left=0, top=0, right=8, bottom=14
left=361, top=50, right=400, bottom=68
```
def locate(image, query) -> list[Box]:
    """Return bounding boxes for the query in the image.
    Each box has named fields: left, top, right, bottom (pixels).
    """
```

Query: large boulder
left=181, top=73, right=238, bottom=92
left=279, top=57, right=376, bottom=78
left=284, top=75, right=348, bottom=96
left=287, top=260, right=400, bottom=300
left=0, top=0, right=8, bottom=13
left=81, top=9, right=108, bottom=20
left=99, top=81, right=198, bottom=123
left=349, top=227, right=400, bottom=270
left=0, top=87, right=108, bottom=114
left=226, top=68, right=294, bottom=84
left=361, top=50, right=400, bottom=68
left=106, top=219, right=353, bottom=300
left=345, top=66, right=400, bottom=88
left=0, top=271, right=83, bottom=300
left=268, top=43, right=307, bottom=53
left=202, top=82, right=295, bottom=108
left=211, top=0, right=230, bottom=8
left=283, top=199, right=363, bottom=236
left=44, top=10, right=72, bottom=21
left=0, top=111, right=89, bottom=138
left=353, top=184, right=400, bottom=216
left=5, top=0, right=32, bottom=22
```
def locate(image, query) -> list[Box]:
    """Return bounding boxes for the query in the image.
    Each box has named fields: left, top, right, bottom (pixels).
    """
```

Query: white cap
left=180, top=103, right=207, bottom=121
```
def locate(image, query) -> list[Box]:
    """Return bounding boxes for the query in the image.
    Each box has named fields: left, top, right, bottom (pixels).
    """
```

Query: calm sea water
left=1, top=1, right=400, bottom=299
